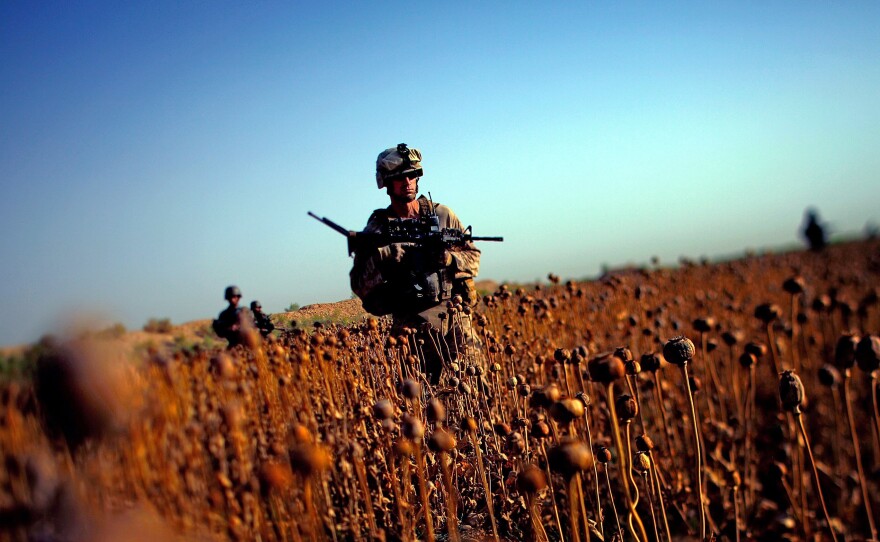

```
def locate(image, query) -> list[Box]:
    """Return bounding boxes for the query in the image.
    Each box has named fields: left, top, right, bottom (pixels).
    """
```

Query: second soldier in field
left=250, top=301, right=275, bottom=337
left=349, top=143, right=482, bottom=384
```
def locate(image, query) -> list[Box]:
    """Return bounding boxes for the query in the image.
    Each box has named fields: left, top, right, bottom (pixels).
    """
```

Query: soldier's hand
left=378, top=243, right=415, bottom=264
left=438, top=250, right=453, bottom=267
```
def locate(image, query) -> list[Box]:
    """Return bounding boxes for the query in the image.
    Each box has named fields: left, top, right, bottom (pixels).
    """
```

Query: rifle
left=308, top=210, right=503, bottom=255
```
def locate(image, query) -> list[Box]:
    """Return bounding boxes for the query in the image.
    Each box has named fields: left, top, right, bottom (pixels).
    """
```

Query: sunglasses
left=385, top=168, right=423, bottom=183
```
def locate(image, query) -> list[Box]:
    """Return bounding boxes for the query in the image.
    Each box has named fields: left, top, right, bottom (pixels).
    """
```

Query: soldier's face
left=387, top=175, right=419, bottom=202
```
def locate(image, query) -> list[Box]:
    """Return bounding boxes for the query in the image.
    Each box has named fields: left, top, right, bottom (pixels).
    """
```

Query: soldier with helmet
left=350, top=143, right=481, bottom=384
left=212, top=285, right=248, bottom=348
left=250, top=300, right=275, bottom=337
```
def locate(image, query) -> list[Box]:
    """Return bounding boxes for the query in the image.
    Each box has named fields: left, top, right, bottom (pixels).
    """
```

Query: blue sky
left=1, top=2, right=878, bottom=346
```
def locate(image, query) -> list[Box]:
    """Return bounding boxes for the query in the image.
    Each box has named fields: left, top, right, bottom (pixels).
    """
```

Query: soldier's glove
left=377, top=243, right=415, bottom=264
left=455, top=278, right=478, bottom=306
left=437, top=250, right=453, bottom=268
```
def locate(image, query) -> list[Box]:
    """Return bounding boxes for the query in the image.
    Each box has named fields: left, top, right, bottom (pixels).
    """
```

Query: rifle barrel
left=308, top=211, right=351, bottom=237
left=470, top=236, right=504, bottom=242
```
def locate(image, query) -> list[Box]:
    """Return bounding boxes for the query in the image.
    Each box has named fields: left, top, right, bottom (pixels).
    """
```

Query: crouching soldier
left=250, top=301, right=275, bottom=337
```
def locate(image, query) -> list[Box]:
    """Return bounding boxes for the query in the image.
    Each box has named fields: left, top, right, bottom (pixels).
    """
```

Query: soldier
left=212, top=285, right=247, bottom=348
left=350, top=143, right=481, bottom=384
left=802, top=208, right=827, bottom=251
left=250, top=301, right=275, bottom=337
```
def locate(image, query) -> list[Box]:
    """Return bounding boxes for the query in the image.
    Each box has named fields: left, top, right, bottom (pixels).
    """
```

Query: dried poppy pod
left=428, top=429, right=457, bottom=453
left=259, top=462, right=294, bottom=495
left=633, top=451, right=651, bottom=474
left=426, top=398, right=446, bottom=424
left=721, top=330, right=744, bottom=347
left=593, top=444, right=612, bottom=464
left=588, top=352, right=626, bottom=383
left=554, top=348, right=571, bottom=363
left=400, top=379, right=421, bottom=400
left=506, top=431, right=526, bottom=454
left=290, top=423, right=312, bottom=444
left=222, top=402, right=245, bottom=431
left=778, top=371, right=805, bottom=413
left=833, top=333, right=860, bottom=370
left=575, top=391, right=591, bottom=407
left=531, top=420, right=552, bottom=440
left=517, top=383, right=532, bottom=397
left=855, top=334, right=880, bottom=373
left=289, top=443, right=331, bottom=477
left=635, top=434, right=655, bottom=452
left=548, top=439, right=594, bottom=479
left=531, top=384, right=562, bottom=409
left=401, top=415, right=425, bottom=441
left=550, top=399, right=585, bottom=425
left=614, top=346, right=634, bottom=363
left=373, top=399, right=394, bottom=421
left=494, top=421, right=512, bottom=437
left=738, top=352, right=757, bottom=369
left=754, top=303, right=782, bottom=324
left=817, top=364, right=841, bottom=387
left=615, top=393, right=638, bottom=421
left=462, top=416, right=478, bottom=433
left=513, top=417, right=531, bottom=431
left=211, top=353, right=235, bottom=379
left=744, top=341, right=768, bottom=358
left=811, top=294, right=832, bottom=313
left=393, top=438, right=413, bottom=457
left=662, top=336, right=696, bottom=367
left=625, top=359, right=641, bottom=376
left=693, top=317, right=716, bottom=333
left=640, top=352, right=664, bottom=373
left=783, top=276, right=806, bottom=295
left=517, top=464, right=548, bottom=494
left=34, top=340, right=134, bottom=451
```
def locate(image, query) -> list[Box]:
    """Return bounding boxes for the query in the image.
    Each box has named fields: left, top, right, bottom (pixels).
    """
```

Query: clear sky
left=1, top=2, right=878, bottom=346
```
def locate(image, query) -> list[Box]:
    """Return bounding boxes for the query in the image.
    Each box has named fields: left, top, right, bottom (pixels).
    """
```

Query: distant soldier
left=250, top=301, right=275, bottom=337
left=350, top=143, right=481, bottom=384
left=212, top=285, right=248, bottom=348
left=801, top=208, right=827, bottom=251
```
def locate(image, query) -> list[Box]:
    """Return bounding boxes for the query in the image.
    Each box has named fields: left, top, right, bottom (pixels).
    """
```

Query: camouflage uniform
left=350, top=197, right=481, bottom=316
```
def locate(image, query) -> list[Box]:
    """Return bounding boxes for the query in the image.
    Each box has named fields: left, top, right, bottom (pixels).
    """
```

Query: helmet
left=224, top=285, right=242, bottom=300
left=376, top=143, right=423, bottom=188
left=250, top=301, right=262, bottom=311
